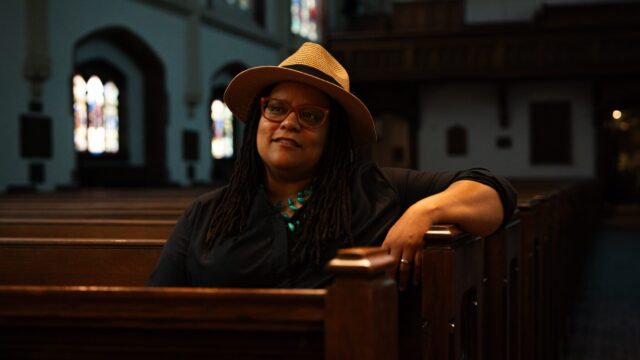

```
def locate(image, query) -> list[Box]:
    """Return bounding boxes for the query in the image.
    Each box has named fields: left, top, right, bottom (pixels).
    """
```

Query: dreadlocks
left=204, top=94, right=355, bottom=267
left=290, top=101, right=354, bottom=267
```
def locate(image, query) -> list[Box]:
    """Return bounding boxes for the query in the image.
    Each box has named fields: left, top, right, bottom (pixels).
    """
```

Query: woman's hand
left=381, top=180, right=504, bottom=291
left=381, top=200, right=438, bottom=291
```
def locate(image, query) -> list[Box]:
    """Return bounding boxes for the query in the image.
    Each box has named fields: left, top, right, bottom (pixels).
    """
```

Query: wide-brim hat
left=223, top=42, right=376, bottom=146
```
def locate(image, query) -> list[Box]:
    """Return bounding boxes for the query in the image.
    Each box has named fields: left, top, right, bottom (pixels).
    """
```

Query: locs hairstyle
left=204, top=90, right=355, bottom=267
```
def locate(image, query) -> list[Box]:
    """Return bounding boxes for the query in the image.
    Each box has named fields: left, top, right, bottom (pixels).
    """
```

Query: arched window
left=72, top=26, right=167, bottom=187
left=210, top=99, right=234, bottom=159
left=73, top=75, right=120, bottom=155
left=291, top=0, right=321, bottom=41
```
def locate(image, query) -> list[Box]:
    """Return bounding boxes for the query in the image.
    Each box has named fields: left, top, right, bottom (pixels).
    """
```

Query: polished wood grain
left=0, top=237, right=164, bottom=286
left=0, top=218, right=175, bottom=239
left=0, top=247, right=398, bottom=360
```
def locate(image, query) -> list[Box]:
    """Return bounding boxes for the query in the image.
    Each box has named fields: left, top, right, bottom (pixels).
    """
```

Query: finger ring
left=400, top=259, right=410, bottom=265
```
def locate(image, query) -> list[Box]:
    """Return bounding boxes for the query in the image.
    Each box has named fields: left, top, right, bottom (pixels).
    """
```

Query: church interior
left=1, top=0, right=639, bottom=358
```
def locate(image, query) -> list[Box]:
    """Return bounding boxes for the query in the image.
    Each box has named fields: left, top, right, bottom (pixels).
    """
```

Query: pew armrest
left=325, top=247, right=398, bottom=360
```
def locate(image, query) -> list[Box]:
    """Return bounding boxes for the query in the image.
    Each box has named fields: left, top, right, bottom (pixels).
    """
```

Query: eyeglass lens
left=262, top=98, right=327, bottom=128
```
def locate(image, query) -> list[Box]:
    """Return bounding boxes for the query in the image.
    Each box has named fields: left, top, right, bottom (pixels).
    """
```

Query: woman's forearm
left=382, top=178, right=509, bottom=290
left=412, top=179, right=505, bottom=236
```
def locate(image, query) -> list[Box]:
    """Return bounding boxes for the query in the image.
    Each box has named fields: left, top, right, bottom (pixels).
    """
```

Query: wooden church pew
left=560, top=180, right=600, bottom=345
left=538, top=180, right=598, bottom=360
left=514, top=184, right=564, bottom=360
left=2, top=180, right=599, bottom=360
left=0, top=191, right=188, bottom=241
left=0, top=224, right=488, bottom=360
left=505, top=220, right=522, bottom=360
left=513, top=179, right=599, bottom=360
left=0, top=200, right=191, bottom=211
left=483, top=218, right=522, bottom=360
left=0, top=188, right=191, bottom=219
left=515, top=197, right=542, bottom=360
left=0, top=286, right=324, bottom=359
left=420, top=225, right=484, bottom=360
left=534, top=188, right=569, bottom=360
left=0, top=187, right=208, bottom=203
left=0, top=237, right=164, bottom=286
left=0, top=247, right=397, bottom=360
left=0, top=208, right=183, bottom=220
left=0, top=218, right=175, bottom=239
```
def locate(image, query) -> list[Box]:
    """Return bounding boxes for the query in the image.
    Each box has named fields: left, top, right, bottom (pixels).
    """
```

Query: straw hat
left=223, top=42, right=376, bottom=146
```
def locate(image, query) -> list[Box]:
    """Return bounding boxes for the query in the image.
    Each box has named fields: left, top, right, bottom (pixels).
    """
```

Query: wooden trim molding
left=328, top=3, right=640, bottom=81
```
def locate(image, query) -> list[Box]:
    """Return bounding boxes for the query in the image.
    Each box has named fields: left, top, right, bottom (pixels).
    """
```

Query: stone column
left=184, top=0, right=202, bottom=118
left=21, top=0, right=52, bottom=188
left=23, top=0, right=51, bottom=107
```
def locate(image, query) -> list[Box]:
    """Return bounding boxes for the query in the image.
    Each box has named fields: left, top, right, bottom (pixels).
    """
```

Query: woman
left=148, top=42, right=517, bottom=290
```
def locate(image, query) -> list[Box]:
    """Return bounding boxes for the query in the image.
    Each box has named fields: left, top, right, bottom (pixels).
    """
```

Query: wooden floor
left=566, top=204, right=640, bottom=360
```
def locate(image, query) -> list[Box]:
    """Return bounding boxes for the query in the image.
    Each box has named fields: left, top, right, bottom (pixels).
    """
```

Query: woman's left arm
left=382, top=179, right=508, bottom=291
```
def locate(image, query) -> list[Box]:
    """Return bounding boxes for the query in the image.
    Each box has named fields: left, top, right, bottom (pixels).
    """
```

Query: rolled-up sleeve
left=381, top=167, right=518, bottom=230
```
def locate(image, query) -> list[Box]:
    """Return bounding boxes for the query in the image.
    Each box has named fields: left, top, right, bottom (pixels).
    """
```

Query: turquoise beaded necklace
left=276, top=186, right=313, bottom=232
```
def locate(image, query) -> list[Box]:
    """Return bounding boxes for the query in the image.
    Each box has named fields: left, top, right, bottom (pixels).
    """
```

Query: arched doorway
left=72, top=27, right=167, bottom=187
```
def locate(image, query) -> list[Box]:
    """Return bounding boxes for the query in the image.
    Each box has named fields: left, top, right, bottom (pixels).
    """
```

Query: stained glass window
left=73, top=76, right=88, bottom=152
left=103, top=82, right=120, bottom=153
left=211, top=99, right=234, bottom=159
left=291, top=0, right=320, bottom=41
left=73, top=74, right=120, bottom=155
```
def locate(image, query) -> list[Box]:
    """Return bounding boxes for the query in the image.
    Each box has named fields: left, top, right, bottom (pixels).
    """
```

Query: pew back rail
left=0, top=247, right=397, bottom=360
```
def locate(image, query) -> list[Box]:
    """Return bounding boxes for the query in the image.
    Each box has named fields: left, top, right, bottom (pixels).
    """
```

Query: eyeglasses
left=260, top=97, right=329, bottom=129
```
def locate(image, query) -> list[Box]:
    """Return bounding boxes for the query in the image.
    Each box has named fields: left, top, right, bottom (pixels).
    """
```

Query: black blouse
left=148, top=162, right=517, bottom=288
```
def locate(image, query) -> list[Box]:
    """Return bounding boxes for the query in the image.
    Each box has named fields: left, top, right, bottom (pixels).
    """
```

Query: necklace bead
left=277, top=186, right=313, bottom=232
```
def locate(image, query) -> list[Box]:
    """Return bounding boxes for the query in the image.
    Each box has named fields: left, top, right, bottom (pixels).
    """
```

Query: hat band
left=282, top=64, right=344, bottom=89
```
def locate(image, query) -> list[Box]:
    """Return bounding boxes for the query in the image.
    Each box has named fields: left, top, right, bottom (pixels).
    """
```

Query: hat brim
left=223, top=66, right=376, bottom=146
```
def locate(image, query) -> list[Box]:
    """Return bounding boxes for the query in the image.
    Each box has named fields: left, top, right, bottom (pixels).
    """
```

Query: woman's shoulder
left=350, top=161, right=403, bottom=195
left=194, top=185, right=228, bottom=204
left=180, top=185, right=229, bottom=220
left=353, top=161, right=413, bottom=185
